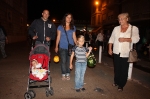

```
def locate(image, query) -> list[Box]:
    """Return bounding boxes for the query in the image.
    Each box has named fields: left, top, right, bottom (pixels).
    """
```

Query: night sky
left=27, top=0, right=92, bottom=21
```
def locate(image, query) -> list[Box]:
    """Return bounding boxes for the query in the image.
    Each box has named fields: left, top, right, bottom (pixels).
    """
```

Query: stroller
left=24, top=44, right=53, bottom=99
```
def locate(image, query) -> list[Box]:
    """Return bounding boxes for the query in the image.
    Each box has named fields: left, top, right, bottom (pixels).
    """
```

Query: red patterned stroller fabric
left=29, top=44, right=50, bottom=81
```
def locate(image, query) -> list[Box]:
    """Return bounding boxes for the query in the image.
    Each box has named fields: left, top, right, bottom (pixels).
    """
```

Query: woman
left=55, top=13, right=77, bottom=80
left=108, top=13, right=140, bottom=91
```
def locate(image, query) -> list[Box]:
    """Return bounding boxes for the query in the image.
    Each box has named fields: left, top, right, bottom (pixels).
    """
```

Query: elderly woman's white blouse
left=108, top=24, right=140, bottom=57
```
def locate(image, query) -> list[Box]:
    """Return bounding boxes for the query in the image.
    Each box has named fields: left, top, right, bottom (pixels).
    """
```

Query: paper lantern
left=53, top=55, right=59, bottom=63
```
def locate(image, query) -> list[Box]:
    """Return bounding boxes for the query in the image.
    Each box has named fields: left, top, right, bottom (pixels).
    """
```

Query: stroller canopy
left=29, top=44, right=50, bottom=57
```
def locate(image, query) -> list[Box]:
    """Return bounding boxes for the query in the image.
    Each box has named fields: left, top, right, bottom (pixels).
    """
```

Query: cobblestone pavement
left=0, top=42, right=150, bottom=99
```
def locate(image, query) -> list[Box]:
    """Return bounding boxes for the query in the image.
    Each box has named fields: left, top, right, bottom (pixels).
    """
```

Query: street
left=0, top=42, right=150, bottom=99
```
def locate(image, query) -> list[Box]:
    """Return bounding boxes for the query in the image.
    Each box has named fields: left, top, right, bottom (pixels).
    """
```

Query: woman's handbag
left=64, top=29, right=74, bottom=56
left=68, top=44, right=74, bottom=55
left=128, top=26, right=138, bottom=62
left=128, top=49, right=138, bottom=62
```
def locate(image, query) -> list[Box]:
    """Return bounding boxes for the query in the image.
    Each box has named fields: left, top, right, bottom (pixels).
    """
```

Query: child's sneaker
left=76, top=89, right=80, bottom=92
left=81, top=88, right=86, bottom=91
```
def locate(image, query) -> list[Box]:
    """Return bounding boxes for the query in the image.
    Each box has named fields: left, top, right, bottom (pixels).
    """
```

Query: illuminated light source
left=95, top=1, right=99, bottom=5
left=27, top=24, right=29, bottom=27
left=94, top=47, right=97, bottom=50
left=53, top=19, right=55, bottom=22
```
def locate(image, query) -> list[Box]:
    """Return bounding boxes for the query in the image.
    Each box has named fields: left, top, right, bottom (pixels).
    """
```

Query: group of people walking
left=28, top=9, right=140, bottom=92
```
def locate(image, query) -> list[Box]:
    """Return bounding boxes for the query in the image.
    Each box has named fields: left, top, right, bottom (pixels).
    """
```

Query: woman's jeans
left=59, top=48, right=70, bottom=77
left=75, top=62, right=87, bottom=89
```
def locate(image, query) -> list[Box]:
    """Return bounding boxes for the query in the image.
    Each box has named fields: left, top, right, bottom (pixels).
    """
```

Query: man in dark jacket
left=28, top=9, right=56, bottom=49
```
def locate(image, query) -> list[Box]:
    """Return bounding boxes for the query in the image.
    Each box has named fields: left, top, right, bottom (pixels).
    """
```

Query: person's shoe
left=76, top=89, right=80, bottom=92
left=61, top=76, right=66, bottom=80
left=118, top=87, right=123, bottom=92
left=66, top=76, right=70, bottom=80
left=81, top=88, right=86, bottom=91
left=112, top=83, right=118, bottom=87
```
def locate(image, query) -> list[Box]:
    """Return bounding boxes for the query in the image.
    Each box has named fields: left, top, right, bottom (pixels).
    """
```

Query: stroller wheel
left=50, top=77, right=52, bottom=83
left=45, top=89, right=49, bottom=97
left=24, top=92, right=32, bottom=99
left=49, top=87, right=54, bottom=96
left=28, top=90, right=36, bottom=98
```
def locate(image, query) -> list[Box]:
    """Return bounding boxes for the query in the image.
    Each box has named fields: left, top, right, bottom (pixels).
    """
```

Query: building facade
left=0, top=0, right=27, bottom=43
left=91, top=0, right=150, bottom=42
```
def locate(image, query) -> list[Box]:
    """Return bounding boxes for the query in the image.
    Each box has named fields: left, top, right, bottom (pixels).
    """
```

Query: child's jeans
left=75, top=62, right=87, bottom=89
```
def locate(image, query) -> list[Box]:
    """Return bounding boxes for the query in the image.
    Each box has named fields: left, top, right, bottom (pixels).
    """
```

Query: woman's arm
left=108, top=43, right=113, bottom=55
left=118, top=26, right=140, bottom=43
left=131, top=26, right=140, bottom=43
left=73, top=32, right=77, bottom=45
left=118, top=38, right=132, bottom=42
left=108, top=27, right=116, bottom=55
left=70, top=52, right=75, bottom=69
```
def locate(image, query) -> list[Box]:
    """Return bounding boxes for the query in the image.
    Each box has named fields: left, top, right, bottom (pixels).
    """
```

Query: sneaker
left=76, top=89, right=80, bottom=92
left=66, top=76, right=70, bottom=80
left=61, top=76, right=66, bottom=80
left=81, top=88, right=86, bottom=91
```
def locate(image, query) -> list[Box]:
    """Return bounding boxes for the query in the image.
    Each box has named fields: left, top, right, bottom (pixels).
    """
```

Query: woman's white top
left=108, top=24, right=140, bottom=57
left=119, top=33, right=125, bottom=53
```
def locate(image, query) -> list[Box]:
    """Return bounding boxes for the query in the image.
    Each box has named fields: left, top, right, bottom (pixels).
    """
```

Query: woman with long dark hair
left=55, top=13, right=77, bottom=80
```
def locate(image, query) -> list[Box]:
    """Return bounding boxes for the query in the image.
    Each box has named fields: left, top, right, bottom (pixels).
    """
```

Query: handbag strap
left=129, top=26, right=136, bottom=50
left=63, top=26, right=70, bottom=44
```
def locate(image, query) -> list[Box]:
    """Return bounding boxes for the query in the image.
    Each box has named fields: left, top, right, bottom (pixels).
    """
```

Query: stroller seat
left=29, top=54, right=49, bottom=81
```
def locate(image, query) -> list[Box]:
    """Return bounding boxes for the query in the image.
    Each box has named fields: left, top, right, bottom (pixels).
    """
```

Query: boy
left=70, top=35, right=92, bottom=92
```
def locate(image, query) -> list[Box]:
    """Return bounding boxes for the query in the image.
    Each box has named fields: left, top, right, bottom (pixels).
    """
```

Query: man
left=28, top=9, right=56, bottom=48
left=0, top=25, right=8, bottom=58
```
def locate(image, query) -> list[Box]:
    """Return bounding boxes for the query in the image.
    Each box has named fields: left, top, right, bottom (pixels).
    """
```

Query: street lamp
left=95, top=1, right=99, bottom=6
left=27, top=24, right=29, bottom=27
left=94, top=1, right=99, bottom=12
left=53, top=19, right=56, bottom=22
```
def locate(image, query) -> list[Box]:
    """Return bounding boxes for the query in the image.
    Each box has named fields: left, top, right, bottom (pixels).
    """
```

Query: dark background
left=27, top=0, right=92, bottom=21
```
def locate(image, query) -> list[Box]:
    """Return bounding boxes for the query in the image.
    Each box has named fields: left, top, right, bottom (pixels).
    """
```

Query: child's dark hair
left=77, top=35, right=85, bottom=40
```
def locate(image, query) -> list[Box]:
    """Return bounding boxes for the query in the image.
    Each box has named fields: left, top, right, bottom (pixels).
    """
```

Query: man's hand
left=33, top=36, right=38, bottom=40
left=46, top=37, right=51, bottom=41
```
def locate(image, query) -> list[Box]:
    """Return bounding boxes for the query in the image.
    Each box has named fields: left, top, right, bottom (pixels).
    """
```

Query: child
left=70, top=35, right=92, bottom=92
left=31, top=59, right=47, bottom=79
left=31, top=59, right=42, bottom=69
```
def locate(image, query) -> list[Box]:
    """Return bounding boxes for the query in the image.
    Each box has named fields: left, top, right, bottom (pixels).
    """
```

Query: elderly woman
left=108, top=13, right=140, bottom=91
